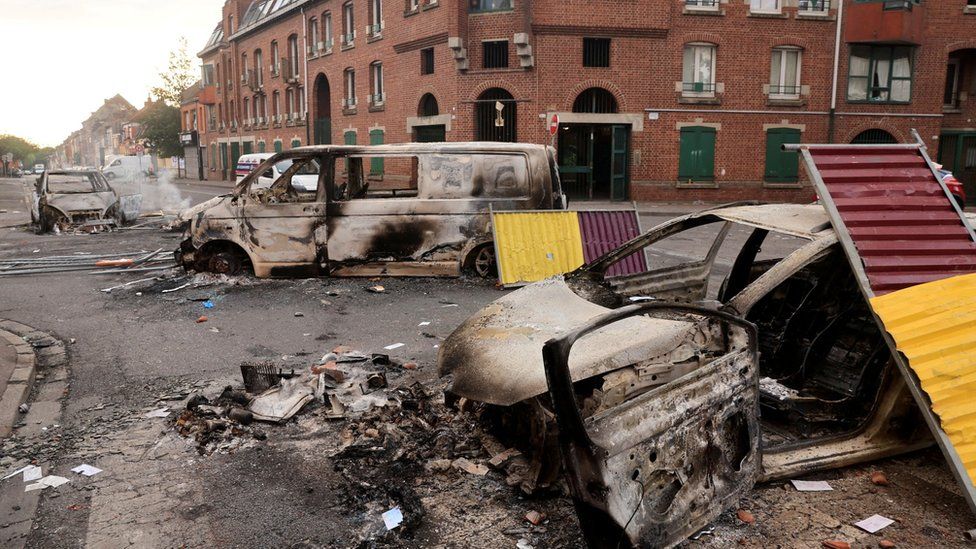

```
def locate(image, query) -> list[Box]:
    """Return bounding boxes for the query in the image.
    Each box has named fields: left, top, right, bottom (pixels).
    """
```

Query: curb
left=0, top=320, right=65, bottom=438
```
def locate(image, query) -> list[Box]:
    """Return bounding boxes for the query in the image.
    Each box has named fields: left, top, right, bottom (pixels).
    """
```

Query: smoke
left=110, top=170, right=191, bottom=214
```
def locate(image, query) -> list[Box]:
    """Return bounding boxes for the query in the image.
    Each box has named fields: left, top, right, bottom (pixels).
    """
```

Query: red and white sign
left=549, top=114, right=559, bottom=136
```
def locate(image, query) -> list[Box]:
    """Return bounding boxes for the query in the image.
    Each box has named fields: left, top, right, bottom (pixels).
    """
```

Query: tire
left=208, top=251, right=244, bottom=275
left=467, top=244, right=498, bottom=279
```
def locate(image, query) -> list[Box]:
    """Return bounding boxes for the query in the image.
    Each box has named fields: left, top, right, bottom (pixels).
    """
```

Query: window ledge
left=795, top=11, right=833, bottom=20
left=341, top=43, right=355, bottom=51
left=404, top=8, right=420, bottom=16
left=368, top=103, right=386, bottom=112
left=678, top=95, right=721, bottom=105
left=342, top=107, right=358, bottom=115
left=767, top=98, right=806, bottom=107
left=421, top=1, right=439, bottom=10
left=763, top=180, right=802, bottom=189
left=965, top=5, right=976, bottom=14
left=748, top=10, right=787, bottom=18
left=468, top=9, right=515, bottom=15
left=943, top=107, right=963, bottom=114
left=682, top=7, right=724, bottom=16
left=676, top=180, right=718, bottom=189
left=367, top=34, right=383, bottom=43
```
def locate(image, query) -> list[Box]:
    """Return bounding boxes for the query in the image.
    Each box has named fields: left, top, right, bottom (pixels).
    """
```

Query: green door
left=678, top=127, right=716, bottom=183
left=230, top=142, right=241, bottom=174
left=764, top=128, right=801, bottom=183
left=415, top=125, right=446, bottom=143
left=369, top=129, right=384, bottom=175
left=274, top=140, right=283, bottom=153
left=219, top=143, right=228, bottom=179
left=243, top=141, right=253, bottom=155
left=610, top=125, right=629, bottom=201
left=315, top=118, right=332, bottom=145
left=258, top=141, right=266, bottom=153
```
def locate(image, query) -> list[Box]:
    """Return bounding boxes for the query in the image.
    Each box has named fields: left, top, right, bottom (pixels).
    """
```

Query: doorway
left=314, top=73, right=332, bottom=145
left=558, top=124, right=629, bottom=200
left=939, top=132, right=976, bottom=203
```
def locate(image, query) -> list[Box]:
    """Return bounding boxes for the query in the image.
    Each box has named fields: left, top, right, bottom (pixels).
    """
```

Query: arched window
left=419, top=93, right=438, bottom=117
left=851, top=129, right=897, bottom=144
left=309, top=18, right=320, bottom=53
left=476, top=88, right=516, bottom=142
left=572, top=88, right=618, bottom=113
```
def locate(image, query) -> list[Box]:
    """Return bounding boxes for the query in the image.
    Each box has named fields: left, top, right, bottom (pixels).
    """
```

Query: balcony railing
left=682, top=82, right=716, bottom=94
left=798, top=0, right=829, bottom=11
left=769, top=84, right=802, bottom=96
left=685, top=0, right=719, bottom=7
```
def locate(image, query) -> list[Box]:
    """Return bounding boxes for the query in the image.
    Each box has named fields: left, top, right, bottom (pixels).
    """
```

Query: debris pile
left=0, top=249, right=174, bottom=278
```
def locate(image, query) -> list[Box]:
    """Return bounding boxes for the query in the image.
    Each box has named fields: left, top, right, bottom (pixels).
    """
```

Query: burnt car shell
left=30, top=170, right=140, bottom=232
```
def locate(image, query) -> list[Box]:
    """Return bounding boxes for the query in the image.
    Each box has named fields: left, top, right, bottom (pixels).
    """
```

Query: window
left=851, top=129, right=897, bottom=145
left=764, top=128, right=801, bottom=184
left=469, top=0, right=512, bottom=12
left=685, top=0, right=719, bottom=11
left=369, top=0, right=383, bottom=35
left=344, top=68, right=357, bottom=108
left=573, top=88, right=618, bottom=113
left=678, top=126, right=716, bottom=182
left=750, top=0, right=780, bottom=13
left=286, top=88, right=295, bottom=119
left=254, top=50, right=264, bottom=87
left=370, top=62, right=385, bottom=105
left=309, top=18, right=320, bottom=54
left=945, top=59, right=961, bottom=109
left=324, top=12, right=333, bottom=51
left=202, top=64, right=215, bottom=86
left=291, top=139, right=302, bottom=149
left=419, top=93, right=438, bottom=116
left=243, top=98, right=250, bottom=123
left=476, top=88, right=516, bottom=142
left=408, top=0, right=420, bottom=12
left=483, top=40, right=509, bottom=69
left=287, top=34, right=300, bottom=80
left=682, top=43, right=716, bottom=95
left=271, top=41, right=279, bottom=75
left=770, top=47, right=801, bottom=99
left=847, top=45, right=913, bottom=103
left=798, top=0, right=829, bottom=12
left=258, top=141, right=266, bottom=153
left=241, top=52, right=249, bottom=83
left=421, top=47, right=435, bottom=75
left=273, top=91, right=281, bottom=121
left=342, top=2, right=355, bottom=46
left=583, top=38, right=610, bottom=68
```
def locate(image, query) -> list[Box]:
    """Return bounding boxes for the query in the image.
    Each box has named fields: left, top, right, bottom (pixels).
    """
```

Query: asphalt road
left=0, top=176, right=971, bottom=548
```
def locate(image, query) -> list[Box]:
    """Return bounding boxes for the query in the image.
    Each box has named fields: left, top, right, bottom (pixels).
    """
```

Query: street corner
left=0, top=319, right=68, bottom=442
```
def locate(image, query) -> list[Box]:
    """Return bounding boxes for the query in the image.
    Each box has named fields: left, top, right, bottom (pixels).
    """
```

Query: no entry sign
left=549, top=114, right=559, bottom=136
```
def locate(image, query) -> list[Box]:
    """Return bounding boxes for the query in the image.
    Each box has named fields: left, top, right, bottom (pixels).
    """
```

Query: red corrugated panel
left=808, top=146, right=976, bottom=295
left=577, top=210, right=648, bottom=278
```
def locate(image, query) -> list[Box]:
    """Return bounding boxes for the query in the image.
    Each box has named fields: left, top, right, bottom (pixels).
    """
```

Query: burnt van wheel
left=209, top=251, right=243, bottom=275
left=473, top=245, right=497, bottom=279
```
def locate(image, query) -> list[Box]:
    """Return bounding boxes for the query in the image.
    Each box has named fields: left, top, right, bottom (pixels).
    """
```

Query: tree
left=151, top=37, right=196, bottom=108
left=0, top=135, right=51, bottom=168
left=139, top=102, right=182, bottom=158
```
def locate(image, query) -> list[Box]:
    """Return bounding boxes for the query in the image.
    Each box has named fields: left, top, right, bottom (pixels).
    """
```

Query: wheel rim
left=209, top=252, right=240, bottom=275
left=474, top=246, right=496, bottom=278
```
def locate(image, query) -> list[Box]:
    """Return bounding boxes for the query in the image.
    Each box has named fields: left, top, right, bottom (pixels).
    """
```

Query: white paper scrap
left=25, top=475, right=70, bottom=492
left=72, top=464, right=102, bottom=477
left=418, top=321, right=431, bottom=327
left=790, top=479, right=833, bottom=492
left=144, top=408, right=171, bottom=418
left=22, top=465, right=43, bottom=482
left=24, top=483, right=46, bottom=492
left=855, top=514, right=894, bottom=534
left=384, top=343, right=405, bottom=351
left=2, top=466, right=30, bottom=481
left=382, top=506, right=404, bottom=530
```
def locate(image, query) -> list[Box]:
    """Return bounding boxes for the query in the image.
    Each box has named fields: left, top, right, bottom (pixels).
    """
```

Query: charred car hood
left=46, top=193, right=112, bottom=214
left=438, top=278, right=697, bottom=406
left=177, top=195, right=230, bottom=226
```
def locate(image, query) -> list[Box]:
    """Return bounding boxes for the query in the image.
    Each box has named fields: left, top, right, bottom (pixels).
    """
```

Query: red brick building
left=192, top=0, right=976, bottom=203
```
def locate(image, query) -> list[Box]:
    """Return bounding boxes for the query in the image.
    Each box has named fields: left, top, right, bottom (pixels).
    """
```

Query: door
left=230, top=142, right=241, bottom=178
left=415, top=125, right=445, bottom=143
left=764, top=128, right=801, bottom=184
left=543, top=303, right=761, bottom=548
left=678, top=126, right=716, bottom=183
left=610, top=125, right=629, bottom=200
left=243, top=141, right=253, bottom=155
left=219, top=143, right=228, bottom=179
left=315, top=118, right=332, bottom=145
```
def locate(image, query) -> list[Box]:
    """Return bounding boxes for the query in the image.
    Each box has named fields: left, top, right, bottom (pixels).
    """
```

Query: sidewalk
left=0, top=324, right=36, bottom=438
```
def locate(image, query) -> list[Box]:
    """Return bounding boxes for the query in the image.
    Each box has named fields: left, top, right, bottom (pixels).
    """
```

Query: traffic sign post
left=549, top=113, right=559, bottom=147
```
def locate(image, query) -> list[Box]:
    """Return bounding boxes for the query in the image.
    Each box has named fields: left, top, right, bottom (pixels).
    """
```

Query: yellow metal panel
left=492, top=211, right=584, bottom=286
left=871, top=272, right=976, bottom=486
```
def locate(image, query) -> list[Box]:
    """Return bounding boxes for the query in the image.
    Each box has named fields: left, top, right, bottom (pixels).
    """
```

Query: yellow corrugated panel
left=493, top=211, right=584, bottom=286
left=871, top=272, right=976, bottom=485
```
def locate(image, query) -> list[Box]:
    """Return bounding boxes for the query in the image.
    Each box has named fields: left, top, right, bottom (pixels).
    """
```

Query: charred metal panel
left=544, top=304, right=760, bottom=548
left=492, top=211, right=585, bottom=286
left=577, top=210, right=647, bottom=278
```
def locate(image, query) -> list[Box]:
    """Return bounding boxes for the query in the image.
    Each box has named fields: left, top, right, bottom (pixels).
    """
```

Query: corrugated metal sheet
left=492, top=211, right=585, bottom=286
left=805, top=146, right=976, bottom=295
left=577, top=210, right=647, bottom=278
left=871, top=272, right=976, bottom=486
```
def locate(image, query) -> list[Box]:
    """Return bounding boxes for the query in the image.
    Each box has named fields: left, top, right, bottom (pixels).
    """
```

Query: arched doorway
left=475, top=88, right=516, bottom=142
left=414, top=93, right=445, bottom=143
left=314, top=74, right=332, bottom=145
left=851, top=129, right=897, bottom=144
left=559, top=87, right=628, bottom=201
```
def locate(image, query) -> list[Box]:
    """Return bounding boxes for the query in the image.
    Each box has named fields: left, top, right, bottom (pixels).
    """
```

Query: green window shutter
left=678, top=128, right=696, bottom=180
left=243, top=141, right=253, bottom=155
left=698, top=129, right=715, bottom=181
left=210, top=145, right=216, bottom=168
left=291, top=139, right=301, bottom=149
left=258, top=141, right=266, bottom=153
left=344, top=131, right=357, bottom=145
left=274, top=140, right=283, bottom=153
left=678, top=127, right=715, bottom=182
left=369, top=129, right=384, bottom=175
left=764, top=128, right=801, bottom=183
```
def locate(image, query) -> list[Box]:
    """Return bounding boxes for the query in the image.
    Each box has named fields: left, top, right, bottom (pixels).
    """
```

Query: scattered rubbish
left=524, top=510, right=546, bottom=525
left=240, top=363, right=296, bottom=393
left=790, top=479, right=833, bottom=492
left=161, top=283, right=191, bottom=294
left=516, top=539, right=534, bottom=549
left=144, top=408, right=171, bottom=418
left=196, top=316, right=208, bottom=324
left=100, top=277, right=159, bottom=293
left=67, top=504, right=86, bottom=511
left=18, top=403, right=29, bottom=414
left=737, top=509, right=756, bottom=524
left=879, top=541, right=896, bottom=548
left=489, top=448, right=522, bottom=468
left=403, top=362, right=418, bottom=370
left=203, top=300, right=215, bottom=309
left=690, top=526, right=716, bottom=540
left=248, top=374, right=317, bottom=422
left=870, top=471, right=890, bottom=486
left=95, top=259, right=134, bottom=268
left=227, top=407, right=253, bottom=425
left=384, top=343, right=405, bottom=351
left=822, top=541, right=851, bottom=549
left=25, top=475, right=70, bottom=492
left=367, top=285, right=386, bottom=293
left=382, top=507, right=404, bottom=530
left=441, top=303, right=459, bottom=308
left=0, top=249, right=175, bottom=277
left=855, top=514, right=895, bottom=534
left=21, top=465, right=43, bottom=482
left=71, top=464, right=102, bottom=477
left=452, top=457, right=489, bottom=476
left=418, top=321, right=431, bottom=327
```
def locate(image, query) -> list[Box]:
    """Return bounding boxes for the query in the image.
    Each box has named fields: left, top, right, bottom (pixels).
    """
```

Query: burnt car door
left=238, top=155, right=329, bottom=274
left=544, top=304, right=761, bottom=548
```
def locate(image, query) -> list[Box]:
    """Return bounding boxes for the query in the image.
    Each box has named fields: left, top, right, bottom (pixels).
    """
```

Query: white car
left=235, top=153, right=319, bottom=192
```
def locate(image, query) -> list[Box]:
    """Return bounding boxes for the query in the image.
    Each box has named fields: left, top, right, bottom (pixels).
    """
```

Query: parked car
left=176, top=143, right=566, bottom=278
left=101, top=155, right=153, bottom=181
left=33, top=164, right=45, bottom=174
left=439, top=202, right=934, bottom=548
left=235, top=153, right=319, bottom=192
left=28, top=170, right=142, bottom=233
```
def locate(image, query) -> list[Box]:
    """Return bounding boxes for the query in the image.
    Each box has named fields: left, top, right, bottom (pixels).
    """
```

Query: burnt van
left=176, top=142, right=566, bottom=278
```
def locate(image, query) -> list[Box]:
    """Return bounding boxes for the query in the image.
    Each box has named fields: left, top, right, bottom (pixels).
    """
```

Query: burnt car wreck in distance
left=176, top=143, right=565, bottom=278
left=27, top=170, right=141, bottom=233
left=440, top=203, right=933, bottom=547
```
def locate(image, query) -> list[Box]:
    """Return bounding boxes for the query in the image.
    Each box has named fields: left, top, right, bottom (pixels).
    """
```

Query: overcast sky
left=0, top=0, right=226, bottom=147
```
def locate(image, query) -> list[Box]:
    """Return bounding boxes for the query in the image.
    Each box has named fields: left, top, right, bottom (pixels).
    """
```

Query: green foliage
left=151, top=37, right=196, bottom=108
left=0, top=134, right=52, bottom=166
left=139, top=103, right=182, bottom=158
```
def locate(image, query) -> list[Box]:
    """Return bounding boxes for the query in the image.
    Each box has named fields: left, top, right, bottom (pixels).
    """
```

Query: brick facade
left=192, top=0, right=976, bottom=203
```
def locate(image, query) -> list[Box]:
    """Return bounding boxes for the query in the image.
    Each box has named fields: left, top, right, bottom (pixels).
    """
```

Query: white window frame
left=324, top=13, right=334, bottom=51
left=369, top=0, right=383, bottom=34
left=343, top=3, right=355, bottom=46
left=271, top=41, right=279, bottom=75
left=684, top=0, right=719, bottom=12
left=770, top=47, right=802, bottom=100
left=309, top=18, right=320, bottom=54
left=798, top=0, right=829, bottom=14
left=750, top=0, right=781, bottom=14
left=371, top=63, right=385, bottom=105
left=254, top=50, right=263, bottom=87
left=345, top=69, right=357, bottom=108
left=682, top=43, right=717, bottom=98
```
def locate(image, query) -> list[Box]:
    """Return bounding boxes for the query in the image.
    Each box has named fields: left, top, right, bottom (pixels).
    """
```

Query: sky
left=0, top=0, right=226, bottom=147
